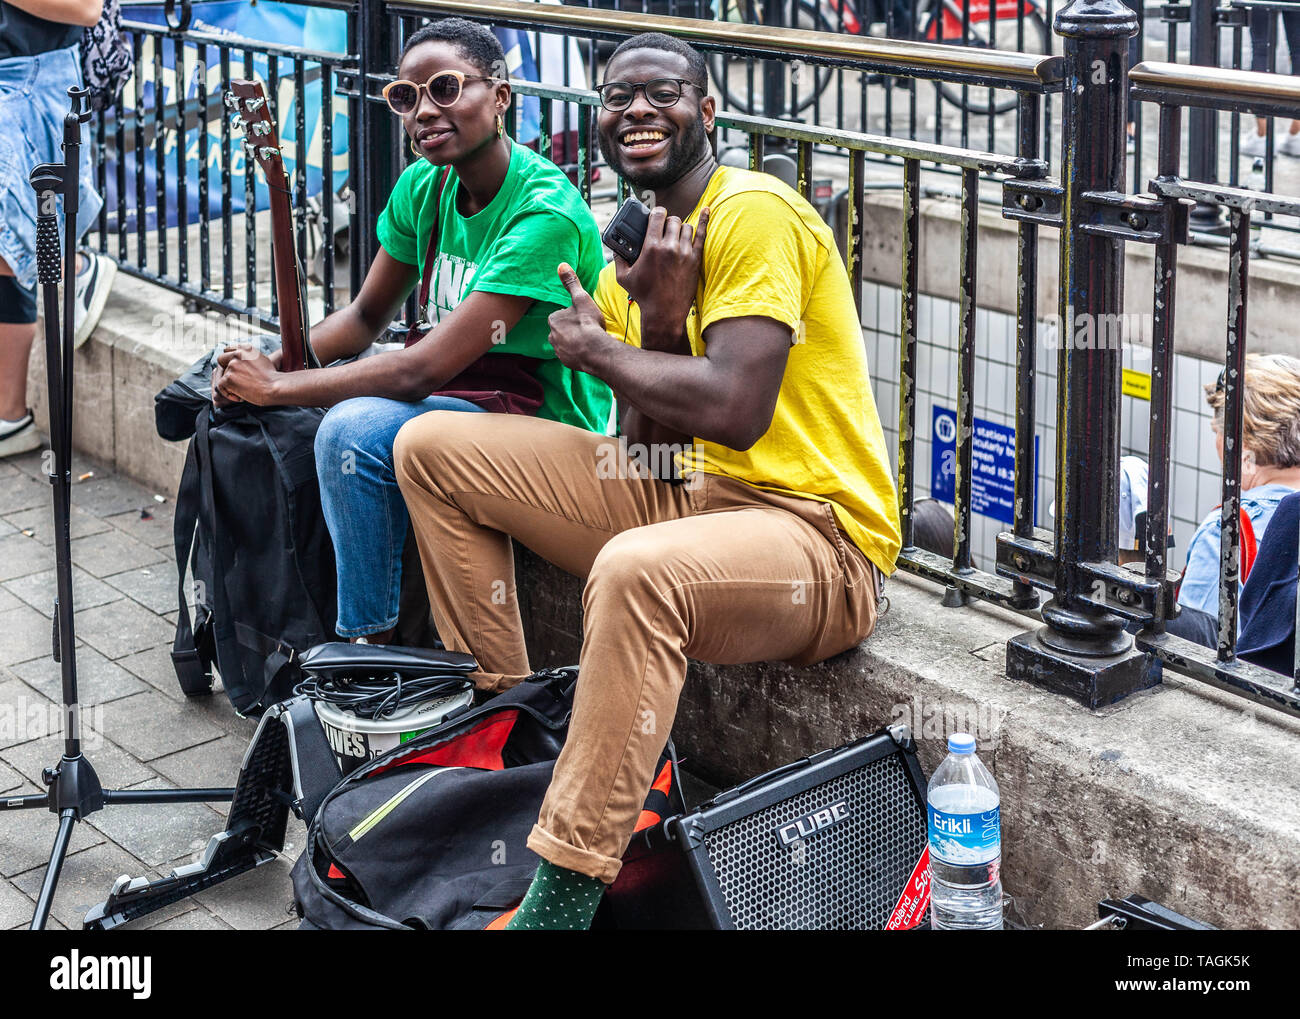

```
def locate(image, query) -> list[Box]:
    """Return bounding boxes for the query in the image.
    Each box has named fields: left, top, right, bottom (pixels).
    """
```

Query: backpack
left=159, top=370, right=339, bottom=714
left=81, top=0, right=133, bottom=112
left=291, top=668, right=684, bottom=930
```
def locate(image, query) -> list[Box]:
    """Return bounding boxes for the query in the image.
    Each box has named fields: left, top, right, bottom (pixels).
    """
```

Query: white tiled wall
left=861, top=282, right=1225, bottom=572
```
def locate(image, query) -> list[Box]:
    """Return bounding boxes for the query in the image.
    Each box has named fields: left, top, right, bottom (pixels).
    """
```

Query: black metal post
left=1217, top=206, right=1250, bottom=660
left=1005, top=0, right=1159, bottom=708
left=1187, top=0, right=1224, bottom=229
left=1143, top=103, right=1182, bottom=633
left=354, top=0, right=394, bottom=282
left=1012, top=92, right=1040, bottom=609
left=762, top=0, right=788, bottom=148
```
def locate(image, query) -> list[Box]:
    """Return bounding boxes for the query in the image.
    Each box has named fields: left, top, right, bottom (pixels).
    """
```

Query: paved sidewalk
left=0, top=448, right=299, bottom=930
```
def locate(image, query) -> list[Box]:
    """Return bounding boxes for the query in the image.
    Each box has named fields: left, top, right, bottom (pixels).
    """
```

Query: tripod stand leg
left=30, top=808, right=76, bottom=930
left=103, top=787, right=234, bottom=805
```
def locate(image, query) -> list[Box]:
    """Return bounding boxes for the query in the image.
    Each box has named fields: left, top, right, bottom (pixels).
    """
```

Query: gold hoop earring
left=496, top=113, right=504, bottom=139
left=410, top=137, right=421, bottom=159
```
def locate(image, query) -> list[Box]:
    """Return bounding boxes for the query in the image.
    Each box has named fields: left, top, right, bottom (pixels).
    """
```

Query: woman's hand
left=214, top=344, right=281, bottom=406
left=210, top=360, right=239, bottom=408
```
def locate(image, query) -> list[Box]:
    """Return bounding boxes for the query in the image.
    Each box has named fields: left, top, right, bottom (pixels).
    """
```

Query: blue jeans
left=315, top=395, right=484, bottom=637
left=0, top=45, right=101, bottom=290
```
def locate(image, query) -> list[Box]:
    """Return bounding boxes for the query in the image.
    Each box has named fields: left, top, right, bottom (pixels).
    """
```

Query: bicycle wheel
left=931, top=2, right=1051, bottom=117
left=708, top=0, right=838, bottom=118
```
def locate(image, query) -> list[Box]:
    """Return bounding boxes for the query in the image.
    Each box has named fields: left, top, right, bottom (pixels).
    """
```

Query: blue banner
left=930, top=405, right=1037, bottom=527
left=103, top=2, right=349, bottom=231
left=102, top=3, right=563, bottom=231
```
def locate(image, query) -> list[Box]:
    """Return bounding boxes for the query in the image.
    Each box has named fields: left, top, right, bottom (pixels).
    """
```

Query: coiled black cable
left=294, top=670, right=474, bottom=720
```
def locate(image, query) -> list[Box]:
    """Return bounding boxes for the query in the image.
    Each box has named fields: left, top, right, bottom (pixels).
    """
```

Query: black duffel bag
left=155, top=342, right=437, bottom=714
left=156, top=343, right=338, bottom=714
left=291, top=667, right=683, bottom=930
left=170, top=402, right=338, bottom=714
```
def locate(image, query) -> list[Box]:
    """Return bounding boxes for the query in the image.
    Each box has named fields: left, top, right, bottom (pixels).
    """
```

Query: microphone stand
left=1, top=87, right=237, bottom=930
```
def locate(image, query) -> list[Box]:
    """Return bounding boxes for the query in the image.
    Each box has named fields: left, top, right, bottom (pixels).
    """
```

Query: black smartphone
left=601, top=196, right=652, bottom=263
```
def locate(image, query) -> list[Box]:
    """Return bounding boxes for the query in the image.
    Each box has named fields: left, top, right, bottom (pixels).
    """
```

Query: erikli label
left=928, top=806, right=1001, bottom=865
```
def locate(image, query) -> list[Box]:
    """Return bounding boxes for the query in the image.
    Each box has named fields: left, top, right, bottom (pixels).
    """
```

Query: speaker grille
left=702, top=752, right=926, bottom=930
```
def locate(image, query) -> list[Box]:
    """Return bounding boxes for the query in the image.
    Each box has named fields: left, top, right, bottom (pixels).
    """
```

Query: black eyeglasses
left=595, top=78, right=703, bottom=112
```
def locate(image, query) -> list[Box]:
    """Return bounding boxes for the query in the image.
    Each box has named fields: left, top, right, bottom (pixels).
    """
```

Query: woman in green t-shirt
left=214, top=17, right=611, bottom=643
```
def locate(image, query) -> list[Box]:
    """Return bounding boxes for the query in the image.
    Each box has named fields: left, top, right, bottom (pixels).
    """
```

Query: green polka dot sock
left=504, top=860, right=605, bottom=930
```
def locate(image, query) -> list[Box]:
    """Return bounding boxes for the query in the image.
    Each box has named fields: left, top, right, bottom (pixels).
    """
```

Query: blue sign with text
left=930, top=405, right=1037, bottom=526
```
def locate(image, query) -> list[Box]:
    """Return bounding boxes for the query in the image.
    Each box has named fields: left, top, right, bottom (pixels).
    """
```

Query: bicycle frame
left=816, top=0, right=1039, bottom=40
left=821, top=0, right=865, bottom=34
left=923, top=0, right=1041, bottom=42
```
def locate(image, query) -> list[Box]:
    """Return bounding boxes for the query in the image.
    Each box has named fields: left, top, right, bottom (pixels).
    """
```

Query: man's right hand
left=613, top=206, right=709, bottom=351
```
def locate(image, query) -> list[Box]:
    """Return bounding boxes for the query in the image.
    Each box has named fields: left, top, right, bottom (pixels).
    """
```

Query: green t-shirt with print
left=376, top=141, right=613, bottom=434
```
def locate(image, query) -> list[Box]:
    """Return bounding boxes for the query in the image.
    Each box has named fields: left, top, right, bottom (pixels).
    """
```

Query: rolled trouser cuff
left=526, top=823, right=622, bottom=885
left=473, top=669, right=531, bottom=695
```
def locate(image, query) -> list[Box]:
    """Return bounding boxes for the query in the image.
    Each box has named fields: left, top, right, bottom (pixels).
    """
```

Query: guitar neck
left=265, top=170, right=309, bottom=373
left=227, top=80, right=316, bottom=373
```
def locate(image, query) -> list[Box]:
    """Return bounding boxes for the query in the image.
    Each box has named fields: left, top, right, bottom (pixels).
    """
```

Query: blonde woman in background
left=1171, top=353, right=1300, bottom=646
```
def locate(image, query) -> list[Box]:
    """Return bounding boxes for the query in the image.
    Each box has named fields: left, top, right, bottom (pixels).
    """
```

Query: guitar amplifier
left=603, top=725, right=931, bottom=930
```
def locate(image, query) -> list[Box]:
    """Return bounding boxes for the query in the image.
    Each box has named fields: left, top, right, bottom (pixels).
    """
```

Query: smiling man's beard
left=599, top=114, right=712, bottom=192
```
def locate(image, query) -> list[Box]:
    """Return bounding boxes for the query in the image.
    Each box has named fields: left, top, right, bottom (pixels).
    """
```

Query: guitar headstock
left=224, top=79, right=285, bottom=184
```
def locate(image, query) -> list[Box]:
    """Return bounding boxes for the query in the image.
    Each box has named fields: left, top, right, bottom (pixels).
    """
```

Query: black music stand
left=0, top=87, right=280, bottom=930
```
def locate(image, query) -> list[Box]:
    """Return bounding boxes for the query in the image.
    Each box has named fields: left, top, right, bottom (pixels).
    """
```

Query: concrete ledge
left=516, top=547, right=1300, bottom=930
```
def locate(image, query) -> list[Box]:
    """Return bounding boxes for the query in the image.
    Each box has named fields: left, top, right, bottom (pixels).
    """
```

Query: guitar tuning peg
left=244, top=96, right=266, bottom=113
left=222, top=91, right=237, bottom=110
left=250, top=120, right=270, bottom=137
left=230, top=114, right=245, bottom=131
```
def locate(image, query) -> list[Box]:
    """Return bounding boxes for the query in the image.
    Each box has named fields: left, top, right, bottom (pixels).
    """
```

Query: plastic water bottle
left=927, top=733, right=1002, bottom=930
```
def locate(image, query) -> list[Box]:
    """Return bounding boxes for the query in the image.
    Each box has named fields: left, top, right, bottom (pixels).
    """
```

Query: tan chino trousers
left=394, top=412, right=879, bottom=883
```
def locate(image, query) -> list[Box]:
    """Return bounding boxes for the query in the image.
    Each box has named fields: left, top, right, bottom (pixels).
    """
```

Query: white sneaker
left=1280, top=133, right=1300, bottom=158
left=72, top=249, right=116, bottom=349
left=0, top=412, right=41, bottom=459
left=1240, top=130, right=1269, bottom=158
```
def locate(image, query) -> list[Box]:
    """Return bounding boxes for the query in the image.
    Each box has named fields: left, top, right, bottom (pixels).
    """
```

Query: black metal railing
left=556, top=0, right=1060, bottom=161
left=1127, top=57, right=1300, bottom=711
left=85, top=0, right=1300, bottom=717
left=555, top=0, right=1300, bottom=254
left=1166, top=0, right=1300, bottom=243
left=89, top=0, right=357, bottom=329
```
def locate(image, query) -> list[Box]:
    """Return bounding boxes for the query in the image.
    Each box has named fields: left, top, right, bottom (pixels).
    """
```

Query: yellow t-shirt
left=594, top=165, right=901, bottom=574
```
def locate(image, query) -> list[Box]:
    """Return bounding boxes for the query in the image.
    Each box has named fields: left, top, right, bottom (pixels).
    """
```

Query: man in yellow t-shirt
left=394, top=31, right=900, bottom=929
